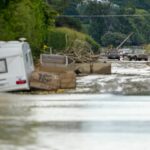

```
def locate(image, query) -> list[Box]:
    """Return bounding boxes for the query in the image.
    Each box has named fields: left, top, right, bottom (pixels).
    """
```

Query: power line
left=57, top=14, right=150, bottom=18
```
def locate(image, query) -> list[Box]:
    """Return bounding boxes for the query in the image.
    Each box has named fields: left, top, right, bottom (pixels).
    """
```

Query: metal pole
left=50, top=47, right=52, bottom=54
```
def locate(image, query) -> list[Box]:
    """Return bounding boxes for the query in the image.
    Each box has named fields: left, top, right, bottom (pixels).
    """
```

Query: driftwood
left=61, top=40, right=99, bottom=63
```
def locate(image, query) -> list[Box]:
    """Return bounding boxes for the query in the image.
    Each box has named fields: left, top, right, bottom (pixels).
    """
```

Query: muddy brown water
left=69, top=61, right=150, bottom=95
left=0, top=94, right=150, bottom=150
left=0, top=62, right=150, bottom=150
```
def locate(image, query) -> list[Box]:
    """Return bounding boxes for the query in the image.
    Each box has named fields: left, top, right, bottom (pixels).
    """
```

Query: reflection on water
left=1, top=62, right=150, bottom=149
left=1, top=93, right=150, bottom=150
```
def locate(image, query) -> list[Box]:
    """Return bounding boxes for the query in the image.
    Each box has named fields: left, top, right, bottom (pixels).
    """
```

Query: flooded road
left=1, top=94, right=150, bottom=150
left=1, top=62, right=150, bottom=150
left=72, top=61, right=150, bottom=94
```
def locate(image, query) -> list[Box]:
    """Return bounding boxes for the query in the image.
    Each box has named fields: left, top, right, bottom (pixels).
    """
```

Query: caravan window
left=0, top=59, right=7, bottom=73
left=25, top=54, right=28, bottom=63
left=29, top=52, right=33, bottom=65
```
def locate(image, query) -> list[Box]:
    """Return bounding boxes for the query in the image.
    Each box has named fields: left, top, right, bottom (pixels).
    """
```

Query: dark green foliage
left=0, top=0, right=9, bottom=10
left=0, top=0, right=57, bottom=59
left=0, top=0, right=99, bottom=59
left=111, top=0, right=150, bottom=10
left=63, top=1, right=79, bottom=15
left=47, top=28, right=67, bottom=51
left=47, top=27, right=100, bottom=53
left=46, top=0, right=69, bottom=13
left=82, top=1, right=118, bottom=43
left=78, top=0, right=150, bottom=47
left=55, top=17, right=82, bottom=31
left=51, top=0, right=83, bottom=31
left=85, top=36, right=100, bottom=52
left=101, top=32, right=130, bottom=47
left=47, top=0, right=83, bottom=13
left=1, top=0, right=149, bottom=59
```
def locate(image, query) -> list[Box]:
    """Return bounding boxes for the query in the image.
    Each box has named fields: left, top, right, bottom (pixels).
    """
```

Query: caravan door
left=0, top=59, right=8, bottom=88
left=0, top=54, right=29, bottom=91
left=22, top=43, right=34, bottom=79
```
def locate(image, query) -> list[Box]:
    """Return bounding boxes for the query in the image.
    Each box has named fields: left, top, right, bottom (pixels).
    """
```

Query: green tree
left=0, top=0, right=57, bottom=58
left=80, top=0, right=150, bottom=46
left=122, top=8, right=150, bottom=45
left=55, top=17, right=82, bottom=31
left=54, top=0, right=83, bottom=31
left=47, top=27, right=100, bottom=53
left=101, top=32, right=129, bottom=47
left=111, top=0, right=150, bottom=10
left=84, top=1, right=112, bottom=43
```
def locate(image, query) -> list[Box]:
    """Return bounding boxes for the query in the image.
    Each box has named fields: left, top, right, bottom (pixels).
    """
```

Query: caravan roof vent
left=19, top=38, right=26, bottom=42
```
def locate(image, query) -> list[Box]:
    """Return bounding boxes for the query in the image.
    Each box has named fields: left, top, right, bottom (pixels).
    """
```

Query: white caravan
left=0, top=40, right=34, bottom=91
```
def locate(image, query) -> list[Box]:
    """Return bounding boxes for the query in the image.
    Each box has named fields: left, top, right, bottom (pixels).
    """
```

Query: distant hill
left=111, top=0, right=150, bottom=10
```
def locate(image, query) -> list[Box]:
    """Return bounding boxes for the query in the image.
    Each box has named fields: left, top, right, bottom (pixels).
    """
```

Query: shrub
left=85, top=36, right=100, bottom=53
left=47, top=27, right=100, bottom=53
left=47, top=28, right=67, bottom=51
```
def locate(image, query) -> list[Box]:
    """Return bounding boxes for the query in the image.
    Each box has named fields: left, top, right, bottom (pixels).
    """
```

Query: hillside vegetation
left=47, top=27, right=99, bottom=52
left=0, top=0, right=99, bottom=60
left=0, top=0, right=150, bottom=58
left=54, top=0, right=150, bottom=47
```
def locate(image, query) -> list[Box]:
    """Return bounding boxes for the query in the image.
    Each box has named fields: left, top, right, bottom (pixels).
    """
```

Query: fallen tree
left=61, top=39, right=100, bottom=63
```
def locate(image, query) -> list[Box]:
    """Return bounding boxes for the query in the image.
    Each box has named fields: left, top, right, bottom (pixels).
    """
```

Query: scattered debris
left=61, top=40, right=99, bottom=63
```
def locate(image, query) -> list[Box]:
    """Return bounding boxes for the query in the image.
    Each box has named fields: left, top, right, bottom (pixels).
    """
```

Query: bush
left=47, top=28, right=67, bottom=51
left=86, top=36, right=100, bottom=53
left=0, top=0, right=57, bottom=60
left=101, top=32, right=129, bottom=47
left=55, top=17, right=82, bottom=31
left=47, top=27, right=100, bottom=53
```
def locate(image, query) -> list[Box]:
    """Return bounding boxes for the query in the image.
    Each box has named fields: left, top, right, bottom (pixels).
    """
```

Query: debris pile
left=62, top=40, right=99, bottom=63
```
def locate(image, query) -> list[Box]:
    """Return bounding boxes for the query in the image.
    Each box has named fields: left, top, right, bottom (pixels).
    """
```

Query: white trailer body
left=0, top=41, right=34, bottom=91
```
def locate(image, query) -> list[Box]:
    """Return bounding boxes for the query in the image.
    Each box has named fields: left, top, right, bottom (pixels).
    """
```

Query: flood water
left=71, top=61, right=150, bottom=94
left=1, top=62, right=150, bottom=150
